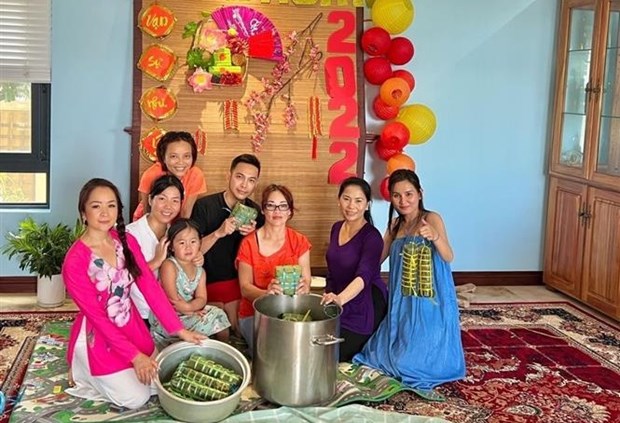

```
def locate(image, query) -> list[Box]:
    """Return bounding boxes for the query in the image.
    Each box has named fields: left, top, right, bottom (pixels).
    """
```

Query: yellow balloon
left=371, top=0, right=415, bottom=35
left=396, top=104, right=437, bottom=144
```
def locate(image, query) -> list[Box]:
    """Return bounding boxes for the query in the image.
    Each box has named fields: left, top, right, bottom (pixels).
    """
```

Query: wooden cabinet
left=544, top=0, right=620, bottom=320
left=581, top=188, right=620, bottom=317
left=544, top=178, right=587, bottom=298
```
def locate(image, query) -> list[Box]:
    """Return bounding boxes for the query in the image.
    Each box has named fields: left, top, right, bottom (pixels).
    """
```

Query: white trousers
left=66, top=320, right=156, bottom=410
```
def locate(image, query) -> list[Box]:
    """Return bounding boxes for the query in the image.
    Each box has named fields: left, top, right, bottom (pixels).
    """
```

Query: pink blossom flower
left=283, top=103, right=297, bottom=129
left=196, top=28, right=227, bottom=52
left=188, top=68, right=213, bottom=93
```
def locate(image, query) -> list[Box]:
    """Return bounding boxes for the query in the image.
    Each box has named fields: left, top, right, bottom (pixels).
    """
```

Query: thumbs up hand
left=419, top=217, right=439, bottom=242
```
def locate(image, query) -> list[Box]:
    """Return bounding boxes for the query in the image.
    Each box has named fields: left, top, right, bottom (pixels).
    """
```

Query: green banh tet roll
left=276, top=265, right=302, bottom=295
left=279, top=309, right=312, bottom=322
left=163, top=353, right=242, bottom=402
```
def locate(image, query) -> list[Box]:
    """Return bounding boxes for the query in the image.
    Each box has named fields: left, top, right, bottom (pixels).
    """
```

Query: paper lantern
left=396, top=104, right=437, bottom=145
left=380, top=77, right=410, bottom=107
left=387, top=37, right=414, bottom=65
left=380, top=121, right=409, bottom=150
left=380, top=176, right=391, bottom=201
left=363, top=57, right=392, bottom=85
left=372, top=0, right=415, bottom=35
left=373, top=96, right=399, bottom=120
left=376, top=138, right=402, bottom=161
left=387, top=153, right=415, bottom=174
left=361, top=27, right=391, bottom=56
left=393, top=69, right=415, bottom=91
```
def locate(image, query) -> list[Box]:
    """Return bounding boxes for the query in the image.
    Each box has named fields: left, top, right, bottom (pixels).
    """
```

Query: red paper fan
left=211, top=6, right=283, bottom=61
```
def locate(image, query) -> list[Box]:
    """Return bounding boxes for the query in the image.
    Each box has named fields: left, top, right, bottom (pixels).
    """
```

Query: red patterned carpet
left=1, top=303, right=619, bottom=423
left=369, top=302, right=620, bottom=423
left=0, top=311, right=77, bottom=423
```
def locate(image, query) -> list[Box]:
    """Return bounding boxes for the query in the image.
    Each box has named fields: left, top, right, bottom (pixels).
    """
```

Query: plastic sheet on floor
left=224, top=404, right=451, bottom=422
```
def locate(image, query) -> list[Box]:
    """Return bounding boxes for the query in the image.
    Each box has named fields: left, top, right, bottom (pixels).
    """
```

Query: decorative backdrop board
left=130, top=0, right=366, bottom=269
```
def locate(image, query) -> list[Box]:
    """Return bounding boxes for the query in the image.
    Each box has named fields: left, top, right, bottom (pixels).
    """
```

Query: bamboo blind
left=131, top=0, right=366, bottom=268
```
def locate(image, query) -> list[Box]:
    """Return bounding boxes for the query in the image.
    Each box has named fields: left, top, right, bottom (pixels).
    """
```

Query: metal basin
left=155, top=340, right=251, bottom=423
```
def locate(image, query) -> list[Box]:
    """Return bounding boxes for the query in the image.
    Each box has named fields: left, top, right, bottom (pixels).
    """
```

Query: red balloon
left=380, top=121, right=410, bottom=150
left=380, top=176, right=390, bottom=201
left=393, top=69, right=415, bottom=91
left=361, top=27, right=391, bottom=56
left=375, top=137, right=402, bottom=161
left=387, top=37, right=414, bottom=65
left=372, top=95, right=399, bottom=120
left=363, top=57, right=392, bottom=85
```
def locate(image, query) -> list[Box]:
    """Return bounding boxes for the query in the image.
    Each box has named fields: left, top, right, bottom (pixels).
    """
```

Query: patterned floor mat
left=5, top=302, right=620, bottom=422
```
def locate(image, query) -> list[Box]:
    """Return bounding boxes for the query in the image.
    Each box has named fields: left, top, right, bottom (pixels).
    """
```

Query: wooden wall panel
left=131, top=0, right=366, bottom=268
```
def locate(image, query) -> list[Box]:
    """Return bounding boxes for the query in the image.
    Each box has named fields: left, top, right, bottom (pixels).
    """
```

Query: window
left=0, top=0, right=51, bottom=207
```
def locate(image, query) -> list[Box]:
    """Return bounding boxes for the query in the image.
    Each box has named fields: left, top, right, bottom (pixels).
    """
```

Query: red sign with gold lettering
left=137, top=44, right=177, bottom=82
left=139, top=86, right=178, bottom=121
left=138, top=3, right=176, bottom=39
left=140, top=127, right=166, bottom=162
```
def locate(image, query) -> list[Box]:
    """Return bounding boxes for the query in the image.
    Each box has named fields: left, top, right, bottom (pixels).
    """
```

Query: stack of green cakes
left=163, top=353, right=242, bottom=401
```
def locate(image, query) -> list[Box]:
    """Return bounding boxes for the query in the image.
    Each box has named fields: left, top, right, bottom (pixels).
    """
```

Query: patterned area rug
left=368, top=302, right=620, bottom=422
left=0, top=311, right=77, bottom=423
left=3, top=302, right=620, bottom=422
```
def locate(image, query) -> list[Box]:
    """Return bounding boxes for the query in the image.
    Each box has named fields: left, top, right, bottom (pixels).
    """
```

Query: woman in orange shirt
left=133, top=131, right=207, bottom=221
left=236, top=184, right=311, bottom=354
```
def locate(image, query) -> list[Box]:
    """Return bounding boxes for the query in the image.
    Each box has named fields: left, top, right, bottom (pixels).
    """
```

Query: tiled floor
left=1, top=285, right=618, bottom=326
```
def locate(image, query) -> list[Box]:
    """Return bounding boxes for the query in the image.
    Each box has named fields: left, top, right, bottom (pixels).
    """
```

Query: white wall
left=0, top=0, right=558, bottom=276
left=0, top=0, right=133, bottom=275
left=365, top=0, right=557, bottom=270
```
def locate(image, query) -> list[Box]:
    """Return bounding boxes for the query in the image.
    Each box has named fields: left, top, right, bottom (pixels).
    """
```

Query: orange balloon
left=379, top=77, right=411, bottom=107
left=387, top=153, right=415, bottom=174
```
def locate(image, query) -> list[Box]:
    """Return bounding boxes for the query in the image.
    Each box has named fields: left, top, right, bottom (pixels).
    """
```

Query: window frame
left=0, top=83, right=51, bottom=208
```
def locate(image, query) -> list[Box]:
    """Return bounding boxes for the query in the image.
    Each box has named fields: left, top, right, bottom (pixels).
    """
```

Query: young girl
left=133, top=131, right=207, bottom=221
left=353, top=169, right=465, bottom=401
left=150, top=218, right=231, bottom=342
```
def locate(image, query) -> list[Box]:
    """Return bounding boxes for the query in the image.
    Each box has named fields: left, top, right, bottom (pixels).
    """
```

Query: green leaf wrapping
left=173, top=364, right=234, bottom=393
left=185, top=354, right=242, bottom=386
left=167, top=377, right=229, bottom=401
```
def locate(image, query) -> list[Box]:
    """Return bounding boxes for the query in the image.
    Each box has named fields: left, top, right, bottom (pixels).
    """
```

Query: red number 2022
left=325, top=10, right=359, bottom=185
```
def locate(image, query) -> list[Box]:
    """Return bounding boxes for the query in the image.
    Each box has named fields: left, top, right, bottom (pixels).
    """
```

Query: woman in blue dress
left=354, top=169, right=465, bottom=400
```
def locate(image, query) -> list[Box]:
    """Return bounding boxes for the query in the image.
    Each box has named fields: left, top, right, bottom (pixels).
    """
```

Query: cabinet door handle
left=583, top=204, right=592, bottom=227
left=585, top=80, right=601, bottom=101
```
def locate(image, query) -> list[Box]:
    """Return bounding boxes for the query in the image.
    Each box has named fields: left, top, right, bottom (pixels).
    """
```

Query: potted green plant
left=2, top=217, right=83, bottom=308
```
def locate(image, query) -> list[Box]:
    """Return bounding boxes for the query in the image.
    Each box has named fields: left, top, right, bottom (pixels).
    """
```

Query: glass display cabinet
left=545, top=0, right=620, bottom=320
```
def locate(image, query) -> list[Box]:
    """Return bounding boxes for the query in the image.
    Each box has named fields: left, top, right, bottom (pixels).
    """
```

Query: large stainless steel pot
left=253, top=294, right=343, bottom=406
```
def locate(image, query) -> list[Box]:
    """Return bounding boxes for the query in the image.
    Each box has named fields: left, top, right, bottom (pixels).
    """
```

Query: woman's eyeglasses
left=264, top=203, right=290, bottom=211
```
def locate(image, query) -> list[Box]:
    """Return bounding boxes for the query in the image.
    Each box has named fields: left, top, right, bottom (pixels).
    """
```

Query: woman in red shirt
left=236, top=184, right=311, bottom=354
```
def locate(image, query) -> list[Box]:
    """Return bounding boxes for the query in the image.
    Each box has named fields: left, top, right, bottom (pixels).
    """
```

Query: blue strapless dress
left=353, top=235, right=466, bottom=390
